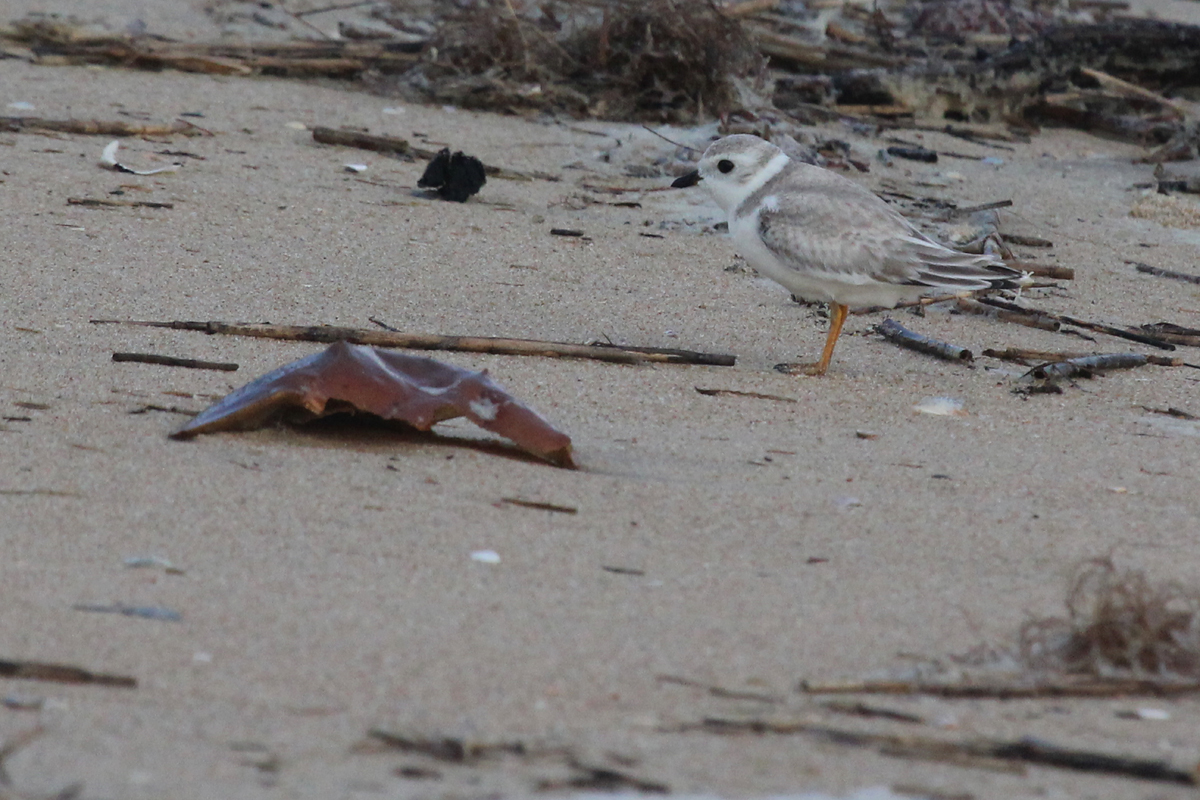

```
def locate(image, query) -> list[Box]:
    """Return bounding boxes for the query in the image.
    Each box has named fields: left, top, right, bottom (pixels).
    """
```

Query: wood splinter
left=876, top=318, right=973, bottom=363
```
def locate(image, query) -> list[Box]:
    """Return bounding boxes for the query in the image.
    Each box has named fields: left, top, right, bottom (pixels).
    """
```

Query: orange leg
left=776, top=302, right=849, bottom=376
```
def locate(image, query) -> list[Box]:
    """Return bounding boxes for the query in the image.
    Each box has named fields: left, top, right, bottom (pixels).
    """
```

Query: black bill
left=671, top=170, right=701, bottom=188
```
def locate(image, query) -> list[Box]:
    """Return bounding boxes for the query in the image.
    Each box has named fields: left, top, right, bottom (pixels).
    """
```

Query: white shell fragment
left=913, top=396, right=967, bottom=417
left=343, top=163, right=368, bottom=173
left=470, top=549, right=501, bottom=564
left=100, top=140, right=181, bottom=175
left=1136, top=707, right=1171, bottom=720
left=124, top=555, right=185, bottom=574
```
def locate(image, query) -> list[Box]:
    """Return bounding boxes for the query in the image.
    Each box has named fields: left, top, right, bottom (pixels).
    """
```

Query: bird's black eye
left=717, top=159, right=735, bottom=174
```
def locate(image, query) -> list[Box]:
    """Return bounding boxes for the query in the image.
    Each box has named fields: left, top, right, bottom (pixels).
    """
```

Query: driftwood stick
left=1138, top=323, right=1200, bottom=347
left=983, top=347, right=1089, bottom=364
left=694, top=387, right=798, bottom=403
left=68, top=197, right=174, bottom=209
left=0, top=657, right=136, bottom=688
left=112, top=352, right=239, bottom=371
left=719, top=0, right=781, bottom=17
left=311, top=127, right=547, bottom=182
left=1024, top=353, right=1188, bottom=380
left=953, top=199, right=1013, bottom=215
left=682, top=717, right=1196, bottom=783
left=1079, top=67, right=1188, bottom=117
left=89, top=320, right=737, bottom=367
left=1004, top=234, right=1054, bottom=248
left=1133, top=261, right=1200, bottom=285
left=0, top=116, right=200, bottom=137
left=801, top=677, right=1200, bottom=698
left=312, top=125, right=417, bottom=156
left=1005, top=260, right=1075, bottom=280
left=976, top=298, right=1176, bottom=350
left=956, top=298, right=1060, bottom=331
left=876, top=319, right=973, bottom=362
left=850, top=293, right=964, bottom=315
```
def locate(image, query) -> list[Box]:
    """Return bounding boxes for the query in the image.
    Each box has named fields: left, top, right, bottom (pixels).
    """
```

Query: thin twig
left=850, top=292, right=964, bottom=315
left=952, top=199, right=1013, bottom=215
left=694, top=387, right=798, bottom=403
left=91, top=319, right=737, bottom=367
left=956, top=298, right=1060, bottom=331
left=800, top=677, right=1200, bottom=697
left=1132, top=261, right=1200, bottom=285
left=1025, top=353, right=1191, bottom=380
left=1138, top=323, right=1200, bottom=347
left=0, top=657, right=136, bottom=688
left=311, top=127, right=551, bottom=181
left=1004, top=233, right=1054, bottom=248
left=983, top=347, right=1089, bottom=364
left=682, top=716, right=1197, bottom=784
left=1005, top=260, right=1074, bottom=280
left=112, top=352, right=238, bottom=371
left=640, top=125, right=699, bottom=153
left=876, top=319, right=973, bottom=362
left=499, top=497, right=577, bottom=514
left=656, top=674, right=784, bottom=703
left=68, top=197, right=173, bottom=209
left=0, top=117, right=198, bottom=136
left=976, top=298, right=1176, bottom=350
left=294, top=0, right=376, bottom=16
left=277, top=1, right=336, bottom=40
left=1079, top=67, right=1188, bottom=118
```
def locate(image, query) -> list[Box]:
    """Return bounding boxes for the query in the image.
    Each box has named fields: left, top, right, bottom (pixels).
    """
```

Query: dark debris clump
left=417, top=147, right=487, bottom=202
left=417, top=0, right=765, bottom=122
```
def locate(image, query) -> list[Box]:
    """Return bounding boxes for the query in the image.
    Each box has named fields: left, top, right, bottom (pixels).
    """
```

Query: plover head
left=671, top=134, right=789, bottom=215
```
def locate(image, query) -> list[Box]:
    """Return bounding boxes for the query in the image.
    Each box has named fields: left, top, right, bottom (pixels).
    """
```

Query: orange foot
left=774, top=302, right=849, bottom=378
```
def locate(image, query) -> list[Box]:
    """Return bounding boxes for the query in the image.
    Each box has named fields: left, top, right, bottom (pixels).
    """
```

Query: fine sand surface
left=2, top=4, right=1200, bottom=798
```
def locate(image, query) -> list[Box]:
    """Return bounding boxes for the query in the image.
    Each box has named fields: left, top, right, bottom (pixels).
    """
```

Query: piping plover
left=672, top=134, right=1019, bottom=375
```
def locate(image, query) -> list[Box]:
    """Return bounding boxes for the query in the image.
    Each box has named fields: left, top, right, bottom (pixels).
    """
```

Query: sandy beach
left=2, top=3, right=1200, bottom=798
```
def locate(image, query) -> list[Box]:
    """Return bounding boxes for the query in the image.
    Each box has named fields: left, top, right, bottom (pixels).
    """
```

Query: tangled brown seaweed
left=420, top=0, right=766, bottom=121
left=1020, top=558, right=1200, bottom=679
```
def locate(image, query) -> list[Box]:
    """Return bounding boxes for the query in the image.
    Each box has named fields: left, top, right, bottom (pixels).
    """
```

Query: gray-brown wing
left=756, top=185, right=1015, bottom=289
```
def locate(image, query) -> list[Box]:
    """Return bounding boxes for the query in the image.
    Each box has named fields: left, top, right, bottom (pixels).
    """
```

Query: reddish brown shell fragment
left=171, top=341, right=574, bottom=468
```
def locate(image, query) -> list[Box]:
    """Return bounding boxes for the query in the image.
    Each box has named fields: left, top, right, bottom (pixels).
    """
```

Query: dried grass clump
left=421, top=0, right=765, bottom=121
left=1020, top=558, right=1200, bottom=679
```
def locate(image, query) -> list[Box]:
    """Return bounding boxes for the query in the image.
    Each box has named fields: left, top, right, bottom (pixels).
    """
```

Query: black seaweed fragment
left=417, top=147, right=486, bottom=202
